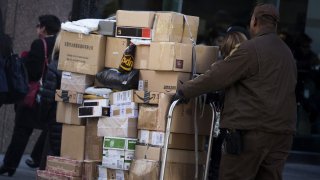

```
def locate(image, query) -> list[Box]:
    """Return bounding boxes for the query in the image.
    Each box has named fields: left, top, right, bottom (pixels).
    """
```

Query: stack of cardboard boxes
left=36, top=9, right=219, bottom=180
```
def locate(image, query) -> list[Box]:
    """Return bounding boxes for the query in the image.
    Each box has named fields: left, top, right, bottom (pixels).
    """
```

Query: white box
left=102, top=149, right=133, bottom=170
left=110, top=90, right=134, bottom=105
left=110, top=102, right=138, bottom=118
left=83, top=99, right=109, bottom=107
left=138, top=130, right=164, bottom=146
left=78, top=106, right=110, bottom=118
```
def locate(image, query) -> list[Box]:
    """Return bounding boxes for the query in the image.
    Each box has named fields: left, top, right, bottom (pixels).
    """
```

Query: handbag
left=23, top=38, right=48, bottom=108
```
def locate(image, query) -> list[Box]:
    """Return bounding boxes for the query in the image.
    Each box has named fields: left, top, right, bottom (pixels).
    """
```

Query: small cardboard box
left=148, top=42, right=192, bottom=72
left=85, top=119, right=103, bottom=161
left=128, top=159, right=159, bottom=180
left=110, top=102, right=139, bottom=118
left=103, top=137, right=137, bottom=151
left=195, top=45, right=219, bottom=74
left=82, top=160, right=100, bottom=180
left=138, top=130, right=164, bottom=146
left=182, top=15, right=200, bottom=44
left=97, top=117, right=137, bottom=138
left=110, top=90, right=160, bottom=105
left=46, top=156, right=83, bottom=177
left=138, top=70, right=190, bottom=93
left=153, top=12, right=184, bottom=42
left=116, top=10, right=155, bottom=28
left=134, top=45, right=150, bottom=69
left=55, top=90, right=84, bottom=104
left=37, top=170, right=81, bottom=180
left=105, top=37, right=129, bottom=68
left=60, top=71, right=95, bottom=93
left=98, top=20, right=116, bottom=36
left=102, top=149, right=133, bottom=170
left=98, top=166, right=129, bottom=179
left=57, top=102, right=85, bottom=125
left=61, top=124, right=86, bottom=160
left=58, top=31, right=106, bottom=75
left=116, top=27, right=151, bottom=39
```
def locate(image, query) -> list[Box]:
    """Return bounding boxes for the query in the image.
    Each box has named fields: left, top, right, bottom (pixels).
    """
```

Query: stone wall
left=0, top=0, right=72, bottom=153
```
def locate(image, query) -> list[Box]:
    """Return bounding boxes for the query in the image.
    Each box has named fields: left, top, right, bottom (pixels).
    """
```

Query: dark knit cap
left=253, top=4, right=280, bottom=23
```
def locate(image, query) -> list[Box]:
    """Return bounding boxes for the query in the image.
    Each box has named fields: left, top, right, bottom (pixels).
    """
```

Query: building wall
left=0, top=0, right=72, bottom=153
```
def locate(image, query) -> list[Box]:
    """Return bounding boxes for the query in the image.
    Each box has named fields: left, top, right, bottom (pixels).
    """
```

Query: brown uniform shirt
left=179, top=29, right=297, bottom=134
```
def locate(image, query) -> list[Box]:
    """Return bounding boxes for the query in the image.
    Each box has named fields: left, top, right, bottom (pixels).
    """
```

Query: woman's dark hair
left=0, top=34, right=13, bottom=58
left=38, top=15, right=61, bottom=35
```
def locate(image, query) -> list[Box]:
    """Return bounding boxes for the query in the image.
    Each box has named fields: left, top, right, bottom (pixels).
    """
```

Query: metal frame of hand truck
left=159, top=99, right=217, bottom=180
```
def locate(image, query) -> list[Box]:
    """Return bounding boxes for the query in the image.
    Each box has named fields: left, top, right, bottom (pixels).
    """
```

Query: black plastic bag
left=96, top=68, right=139, bottom=91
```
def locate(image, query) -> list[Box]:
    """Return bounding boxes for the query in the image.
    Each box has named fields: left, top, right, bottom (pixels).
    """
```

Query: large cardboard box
left=55, top=90, right=83, bottom=104
left=82, top=160, right=100, bottom=180
left=182, top=15, right=200, bottom=44
left=46, top=156, right=82, bottom=177
left=134, top=145, right=206, bottom=164
left=138, top=130, right=205, bottom=150
left=58, top=31, right=106, bottom=75
left=195, top=45, right=219, bottom=74
left=148, top=42, right=192, bottom=72
left=138, top=94, right=212, bottom=135
left=98, top=166, right=129, bottom=179
left=129, top=160, right=203, bottom=180
left=138, top=70, right=190, bottom=93
left=104, top=37, right=129, bottom=68
left=153, top=12, right=184, bottom=42
left=110, top=102, right=139, bottom=118
left=97, top=117, right=137, bottom=138
left=85, top=119, right=103, bottom=161
left=60, top=72, right=95, bottom=93
left=57, top=102, right=85, bottom=125
left=37, top=170, right=81, bottom=180
left=61, top=124, right=86, bottom=160
left=110, top=90, right=160, bottom=105
left=134, top=45, right=150, bottom=69
left=116, top=10, right=155, bottom=28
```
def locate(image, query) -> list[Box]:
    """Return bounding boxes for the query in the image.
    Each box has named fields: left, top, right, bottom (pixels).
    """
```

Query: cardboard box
left=37, top=170, right=81, bottom=180
left=137, top=130, right=205, bottom=150
left=138, top=95, right=213, bottom=135
left=98, top=20, right=116, bottom=36
left=83, top=99, right=109, bottom=107
left=82, top=160, right=100, bottom=180
left=58, top=31, right=106, bottom=75
left=105, top=37, right=129, bottom=68
left=138, top=70, right=190, bottom=93
left=134, top=45, right=150, bottom=69
left=78, top=106, right=110, bottom=118
left=60, top=72, right=95, bottom=93
left=129, top=160, right=203, bottom=180
left=97, top=117, right=137, bottom=138
left=182, top=15, right=200, bottom=44
left=102, top=149, right=133, bottom=170
left=61, top=124, right=86, bottom=160
left=55, top=90, right=83, bottom=105
left=110, top=90, right=160, bottom=105
left=134, top=145, right=206, bottom=164
left=46, top=156, right=83, bottom=177
left=116, top=27, right=151, bottom=39
left=103, top=137, right=137, bottom=151
left=116, top=10, right=155, bottom=28
left=98, top=166, right=129, bottom=179
left=110, top=102, right=138, bottom=118
left=148, top=42, right=192, bottom=72
left=57, top=102, right=85, bottom=125
left=128, top=159, right=159, bottom=180
left=195, top=45, right=219, bottom=74
left=85, top=119, right=103, bottom=161
left=153, top=12, right=184, bottom=42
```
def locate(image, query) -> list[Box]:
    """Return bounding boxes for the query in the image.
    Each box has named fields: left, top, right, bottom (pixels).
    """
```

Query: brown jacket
left=179, top=29, right=297, bottom=134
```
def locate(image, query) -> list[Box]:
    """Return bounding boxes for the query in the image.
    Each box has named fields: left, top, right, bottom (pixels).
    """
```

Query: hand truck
left=159, top=99, right=218, bottom=180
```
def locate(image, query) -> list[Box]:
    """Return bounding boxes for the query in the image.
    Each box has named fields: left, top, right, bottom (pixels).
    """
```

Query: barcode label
left=151, top=132, right=165, bottom=146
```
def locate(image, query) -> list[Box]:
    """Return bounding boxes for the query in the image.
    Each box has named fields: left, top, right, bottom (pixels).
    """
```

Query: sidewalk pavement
left=0, top=154, right=320, bottom=180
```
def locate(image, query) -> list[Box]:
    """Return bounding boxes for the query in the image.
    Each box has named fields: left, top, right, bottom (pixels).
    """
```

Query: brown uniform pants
left=219, top=130, right=293, bottom=180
